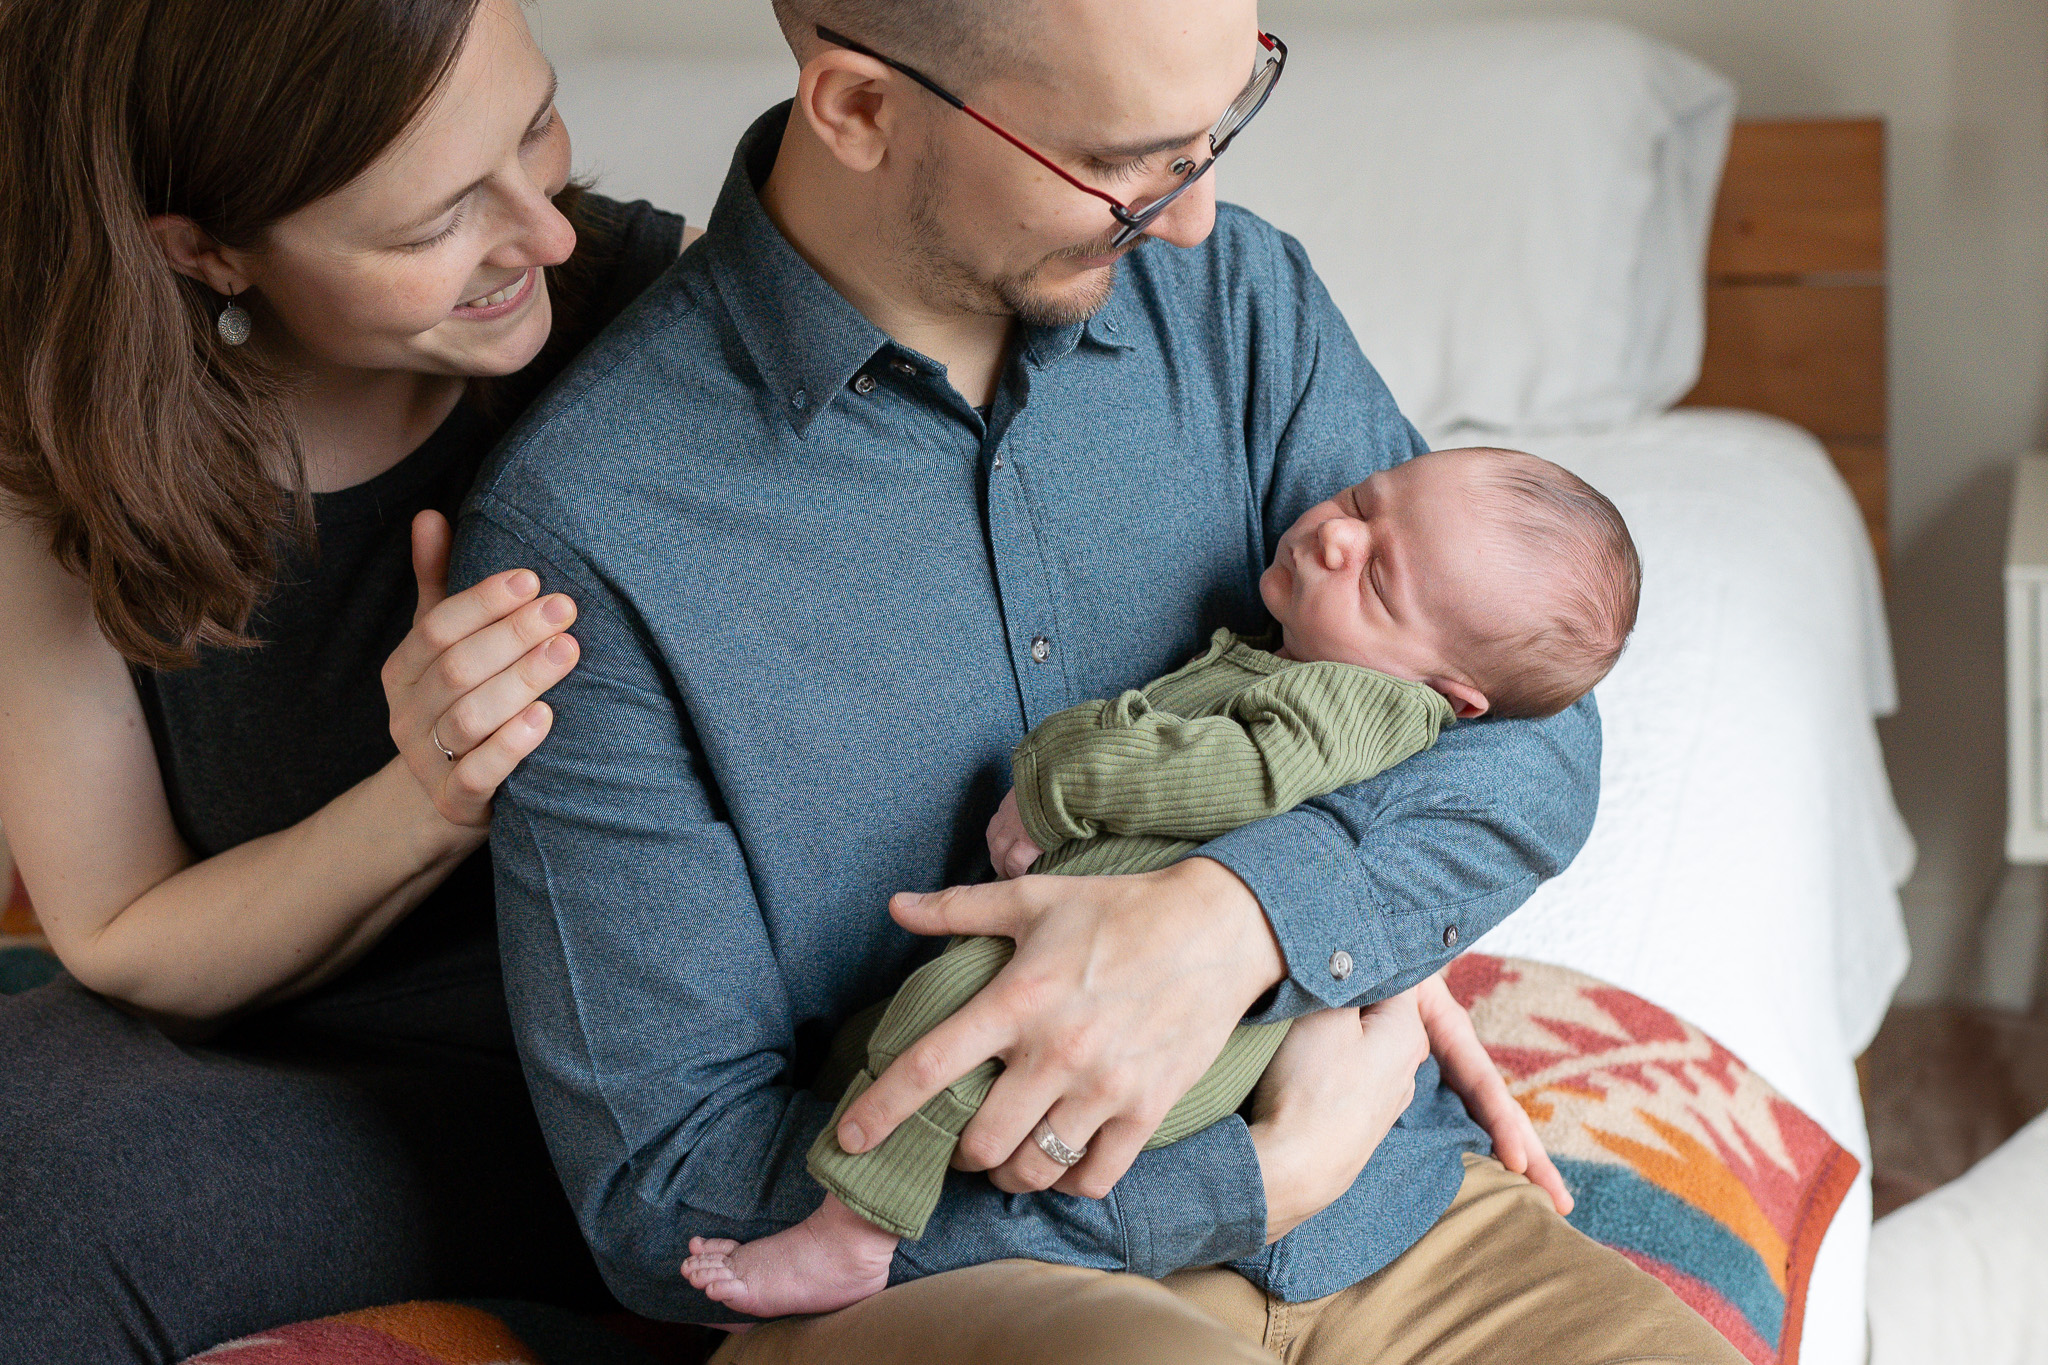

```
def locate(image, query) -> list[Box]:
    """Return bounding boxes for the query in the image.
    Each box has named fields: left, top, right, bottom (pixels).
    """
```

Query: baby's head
left=1260, top=447, right=1641, bottom=719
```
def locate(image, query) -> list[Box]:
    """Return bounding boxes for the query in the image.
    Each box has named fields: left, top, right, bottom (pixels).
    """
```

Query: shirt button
left=992, top=453, right=1005, bottom=471
left=790, top=388, right=809, bottom=411
left=1442, top=925, right=1460, bottom=948
left=852, top=373, right=877, bottom=396
left=1329, top=950, right=1354, bottom=981
left=890, top=358, right=919, bottom=376
left=1030, top=636, right=1051, bottom=664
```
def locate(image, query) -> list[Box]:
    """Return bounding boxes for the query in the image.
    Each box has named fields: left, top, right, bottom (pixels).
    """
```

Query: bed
left=549, top=20, right=1909, bottom=1363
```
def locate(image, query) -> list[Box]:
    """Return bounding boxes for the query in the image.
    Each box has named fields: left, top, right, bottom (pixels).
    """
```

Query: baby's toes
left=703, top=1275, right=749, bottom=1305
left=684, top=1258, right=733, bottom=1290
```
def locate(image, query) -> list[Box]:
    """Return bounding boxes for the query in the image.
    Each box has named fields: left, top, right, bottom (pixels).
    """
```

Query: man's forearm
left=1197, top=697, right=1602, bottom=1022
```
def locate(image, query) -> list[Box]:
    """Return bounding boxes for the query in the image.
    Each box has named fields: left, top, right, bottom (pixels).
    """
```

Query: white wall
left=533, top=0, right=2048, bottom=1005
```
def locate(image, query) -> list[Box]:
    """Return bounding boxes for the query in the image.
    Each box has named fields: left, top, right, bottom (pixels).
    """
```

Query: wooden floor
left=1863, top=1004, right=2048, bottom=1216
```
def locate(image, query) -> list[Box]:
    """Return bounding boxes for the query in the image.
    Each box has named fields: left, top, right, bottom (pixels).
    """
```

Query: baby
left=685, top=446, right=1641, bottom=1317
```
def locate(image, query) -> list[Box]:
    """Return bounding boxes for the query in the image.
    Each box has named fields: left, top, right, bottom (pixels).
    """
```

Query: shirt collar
left=702, top=104, right=893, bottom=439
left=703, top=103, right=1139, bottom=434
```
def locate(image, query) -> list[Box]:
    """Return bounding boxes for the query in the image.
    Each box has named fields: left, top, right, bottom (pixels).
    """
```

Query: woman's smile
left=452, top=266, right=537, bottom=320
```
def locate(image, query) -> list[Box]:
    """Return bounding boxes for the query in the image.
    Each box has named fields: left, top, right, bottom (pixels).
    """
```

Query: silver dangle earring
left=216, top=287, right=252, bottom=347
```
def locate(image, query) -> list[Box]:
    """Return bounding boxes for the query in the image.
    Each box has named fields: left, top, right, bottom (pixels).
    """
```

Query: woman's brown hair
left=0, top=0, right=575, bottom=668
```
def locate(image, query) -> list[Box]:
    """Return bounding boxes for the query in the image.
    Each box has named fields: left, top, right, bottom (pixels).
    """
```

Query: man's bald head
left=771, top=0, right=1044, bottom=92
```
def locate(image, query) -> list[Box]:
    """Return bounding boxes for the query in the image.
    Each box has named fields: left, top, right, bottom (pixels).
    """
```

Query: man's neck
left=759, top=107, right=1016, bottom=410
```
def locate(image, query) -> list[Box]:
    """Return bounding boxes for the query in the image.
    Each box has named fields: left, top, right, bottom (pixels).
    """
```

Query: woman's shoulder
left=0, top=506, right=116, bottom=696
left=0, top=506, right=91, bottom=624
left=566, top=191, right=688, bottom=327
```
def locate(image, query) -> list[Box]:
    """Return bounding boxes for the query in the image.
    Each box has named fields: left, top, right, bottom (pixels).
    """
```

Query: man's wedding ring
left=1033, top=1119, right=1087, bottom=1168
left=432, top=726, right=457, bottom=762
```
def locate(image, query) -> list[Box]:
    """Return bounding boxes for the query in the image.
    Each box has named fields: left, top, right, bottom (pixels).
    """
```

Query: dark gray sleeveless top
left=133, top=195, right=685, bottom=1046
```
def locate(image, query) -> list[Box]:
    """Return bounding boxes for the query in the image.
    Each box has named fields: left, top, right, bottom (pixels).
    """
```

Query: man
left=452, top=1, right=1743, bottom=1360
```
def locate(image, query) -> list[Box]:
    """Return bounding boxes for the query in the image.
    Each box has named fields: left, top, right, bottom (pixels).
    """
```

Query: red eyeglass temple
left=816, top=27, right=1282, bottom=225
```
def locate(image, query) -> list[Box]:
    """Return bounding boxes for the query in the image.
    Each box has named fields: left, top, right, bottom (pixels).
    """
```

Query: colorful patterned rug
left=1449, top=954, right=1860, bottom=1365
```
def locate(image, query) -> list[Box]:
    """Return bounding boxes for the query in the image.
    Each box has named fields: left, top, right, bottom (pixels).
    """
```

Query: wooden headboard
left=1680, top=119, right=1889, bottom=576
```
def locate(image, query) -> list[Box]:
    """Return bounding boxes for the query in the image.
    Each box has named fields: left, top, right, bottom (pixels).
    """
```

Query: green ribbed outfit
left=806, top=629, right=1454, bottom=1239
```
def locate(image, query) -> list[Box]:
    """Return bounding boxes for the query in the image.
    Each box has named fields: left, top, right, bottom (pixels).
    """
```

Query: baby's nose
left=1316, top=517, right=1367, bottom=568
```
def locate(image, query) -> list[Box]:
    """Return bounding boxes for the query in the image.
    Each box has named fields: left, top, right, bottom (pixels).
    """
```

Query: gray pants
left=0, top=971, right=612, bottom=1365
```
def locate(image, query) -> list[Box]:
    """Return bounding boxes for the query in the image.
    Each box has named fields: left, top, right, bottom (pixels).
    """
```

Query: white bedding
left=1469, top=408, right=1913, bottom=1365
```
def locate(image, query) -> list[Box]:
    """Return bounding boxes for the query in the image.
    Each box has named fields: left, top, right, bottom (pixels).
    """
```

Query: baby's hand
left=986, top=789, right=1043, bottom=879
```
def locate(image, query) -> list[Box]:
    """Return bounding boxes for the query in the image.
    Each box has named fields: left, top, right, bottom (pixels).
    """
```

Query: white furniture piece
left=1980, top=454, right=2048, bottom=1010
left=2002, top=455, right=2048, bottom=860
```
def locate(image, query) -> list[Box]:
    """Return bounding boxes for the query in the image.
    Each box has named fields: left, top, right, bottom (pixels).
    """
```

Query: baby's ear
left=1433, top=679, right=1490, bottom=719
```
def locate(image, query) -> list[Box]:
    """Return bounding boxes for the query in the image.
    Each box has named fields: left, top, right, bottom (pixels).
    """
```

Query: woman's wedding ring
left=432, top=726, right=457, bottom=762
left=1033, top=1119, right=1087, bottom=1168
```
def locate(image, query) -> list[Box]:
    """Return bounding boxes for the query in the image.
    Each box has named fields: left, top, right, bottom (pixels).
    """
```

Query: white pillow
left=557, top=19, right=1733, bottom=438
left=1220, top=18, right=1735, bottom=437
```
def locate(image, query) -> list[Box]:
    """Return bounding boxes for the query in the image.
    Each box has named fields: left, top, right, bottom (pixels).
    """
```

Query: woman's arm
left=1416, top=972, right=1572, bottom=1215
left=0, top=510, right=574, bottom=1028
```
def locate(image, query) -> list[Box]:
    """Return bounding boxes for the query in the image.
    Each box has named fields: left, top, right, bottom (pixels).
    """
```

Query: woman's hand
left=381, top=510, right=581, bottom=830
left=985, top=789, right=1043, bottom=879
left=1416, top=972, right=1573, bottom=1216
left=1247, top=991, right=1430, bottom=1243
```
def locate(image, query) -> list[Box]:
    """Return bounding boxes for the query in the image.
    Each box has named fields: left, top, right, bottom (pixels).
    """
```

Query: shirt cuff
left=1114, top=1116, right=1268, bottom=1276
left=1199, top=809, right=1395, bottom=1022
left=1009, top=740, right=1064, bottom=853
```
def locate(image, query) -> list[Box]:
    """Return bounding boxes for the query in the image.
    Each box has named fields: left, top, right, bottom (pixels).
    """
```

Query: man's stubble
left=903, top=134, right=1126, bottom=331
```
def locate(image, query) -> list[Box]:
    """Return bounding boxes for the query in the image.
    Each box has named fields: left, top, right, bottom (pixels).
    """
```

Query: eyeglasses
left=815, top=26, right=1287, bottom=249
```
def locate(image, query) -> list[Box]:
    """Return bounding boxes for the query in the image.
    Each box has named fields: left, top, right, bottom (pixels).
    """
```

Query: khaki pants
left=712, top=1155, right=1748, bottom=1365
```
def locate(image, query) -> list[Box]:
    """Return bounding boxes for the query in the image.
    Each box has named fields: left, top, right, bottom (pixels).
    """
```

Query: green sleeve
left=1011, top=664, right=1454, bottom=850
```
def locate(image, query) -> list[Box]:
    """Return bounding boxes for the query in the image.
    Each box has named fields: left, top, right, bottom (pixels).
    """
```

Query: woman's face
left=241, top=0, right=576, bottom=380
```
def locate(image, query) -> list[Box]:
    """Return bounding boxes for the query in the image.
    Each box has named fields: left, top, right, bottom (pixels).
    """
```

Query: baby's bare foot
left=682, top=1194, right=898, bottom=1318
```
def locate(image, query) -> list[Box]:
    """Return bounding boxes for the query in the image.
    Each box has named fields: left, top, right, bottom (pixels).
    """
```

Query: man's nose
left=1143, top=170, right=1219, bottom=250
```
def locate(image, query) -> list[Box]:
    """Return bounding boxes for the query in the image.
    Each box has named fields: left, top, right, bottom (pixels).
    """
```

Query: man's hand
left=839, top=858, right=1286, bottom=1198
left=1416, top=973, right=1573, bottom=1216
left=1248, top=992, right=1430, bottom=1243
left=985, top=789, right=1043, bottom=880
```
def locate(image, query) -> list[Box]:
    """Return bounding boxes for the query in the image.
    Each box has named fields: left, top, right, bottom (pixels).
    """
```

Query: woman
left=0, top=0, right=695, bottom=1358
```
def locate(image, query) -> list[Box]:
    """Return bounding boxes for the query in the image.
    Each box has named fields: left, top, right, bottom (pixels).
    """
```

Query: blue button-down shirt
left=452, top=106, right=1600, bottom=1318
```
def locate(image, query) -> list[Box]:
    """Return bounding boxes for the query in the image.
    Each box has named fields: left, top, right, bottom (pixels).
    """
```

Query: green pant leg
left=809, top=934, right=1292, bottom=1238
left=807, top=936, right=1015, bottom=1238
left=1142, top=1018, right=1291, bottom=1148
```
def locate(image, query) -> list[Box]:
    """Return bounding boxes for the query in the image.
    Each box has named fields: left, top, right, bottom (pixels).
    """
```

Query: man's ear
left=1433, top=679, right=1490, bottom=720
left=794, top=48, right=903, bottom=174
left=147, top=215, right=252, bottom=296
